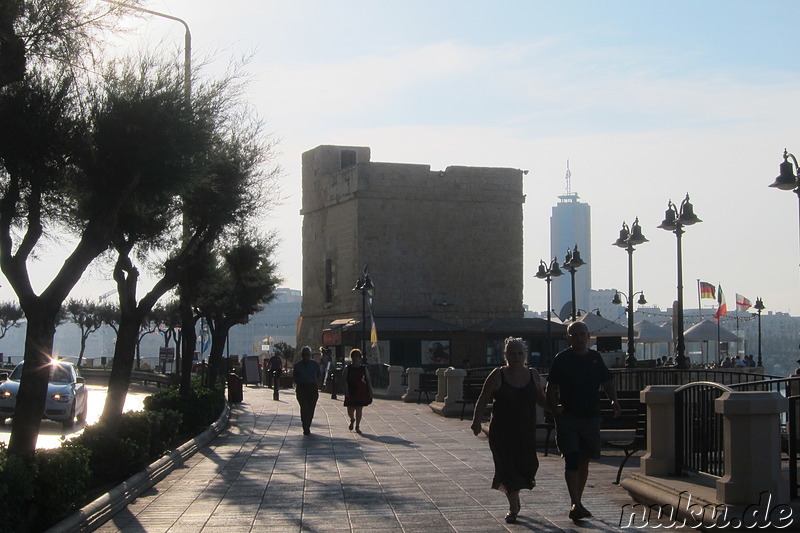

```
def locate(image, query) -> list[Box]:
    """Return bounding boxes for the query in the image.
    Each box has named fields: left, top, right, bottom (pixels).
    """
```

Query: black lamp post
left=535, top=258, right=563, bottom=366
left=753, top=297, right=765, bottom=367
left=562, top=245, right=585, bottom=322
left=657, top=194, right=701, bottom=370
left=613, top=217, right=649, bottom=368
left=352, top=265, right=375, bottom=354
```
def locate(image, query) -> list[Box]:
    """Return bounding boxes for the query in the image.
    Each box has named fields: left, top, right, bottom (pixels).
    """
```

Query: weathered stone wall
left=298, top=145, right=524, bottom=349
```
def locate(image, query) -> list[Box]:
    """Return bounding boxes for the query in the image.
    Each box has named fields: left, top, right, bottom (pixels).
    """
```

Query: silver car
left=0, top=361, right=88, bottom=428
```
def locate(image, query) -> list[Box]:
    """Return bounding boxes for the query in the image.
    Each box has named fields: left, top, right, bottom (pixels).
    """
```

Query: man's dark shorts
left=555, top=413, right=602, bottom=459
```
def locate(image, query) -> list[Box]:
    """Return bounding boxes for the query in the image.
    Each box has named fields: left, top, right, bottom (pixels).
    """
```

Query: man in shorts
left=546, top=321, right=621, bottom=522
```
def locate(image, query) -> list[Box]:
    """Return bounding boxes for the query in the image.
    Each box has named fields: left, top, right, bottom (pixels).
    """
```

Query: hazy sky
left=7, top=1, right=800, bottom=316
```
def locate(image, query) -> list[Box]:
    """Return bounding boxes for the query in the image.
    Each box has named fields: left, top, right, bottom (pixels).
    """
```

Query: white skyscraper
left=550, top=163, right=591, bottom=320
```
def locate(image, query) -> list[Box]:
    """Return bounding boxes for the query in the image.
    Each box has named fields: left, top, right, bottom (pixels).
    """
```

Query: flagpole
left=696, top=279, right=702, bottom=318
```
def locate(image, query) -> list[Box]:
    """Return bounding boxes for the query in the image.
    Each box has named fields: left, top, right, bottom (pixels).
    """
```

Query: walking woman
left=471, top=337, right=549, bottom=523
left=342, top=348, right=373, bottom=433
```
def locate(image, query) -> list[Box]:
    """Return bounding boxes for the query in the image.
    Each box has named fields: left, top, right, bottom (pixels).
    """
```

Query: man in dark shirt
left=546, top=321, right=621, bottom=522
left=293, top=346, right=323, bottom=435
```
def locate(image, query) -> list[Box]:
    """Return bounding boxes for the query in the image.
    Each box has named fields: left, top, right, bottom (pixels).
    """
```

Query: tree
left=100, top=56, right=279, bottom=422
left=0, top=301, right=24, bottom=340
left=64, top=298, right=103, bottom=366
left=0, top=55, right=211, bottom=457
left=1, top=0, right=141, bottom=89
left=195, top=234, right=281, bottom=386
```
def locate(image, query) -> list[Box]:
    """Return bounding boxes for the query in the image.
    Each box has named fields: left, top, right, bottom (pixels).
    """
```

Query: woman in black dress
left=342, top=348, right=372, bottom=433
left=471, top=337, right=548, bottom=523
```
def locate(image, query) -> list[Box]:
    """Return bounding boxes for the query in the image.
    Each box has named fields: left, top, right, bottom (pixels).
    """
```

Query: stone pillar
left=640, top=385, right=679, bottom=476
left=402, top=367, right=422, bottom=403
left=715, top=391, right=788, bottom=505
left=386, top=365, right=404, bottom=398
left=434, top=367, right=448, bottom=403
left=430, top=367, right=464, bottom=417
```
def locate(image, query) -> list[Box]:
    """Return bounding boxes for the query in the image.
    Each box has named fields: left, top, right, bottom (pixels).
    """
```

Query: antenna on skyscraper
left=565, top=159, right=572, bottom=195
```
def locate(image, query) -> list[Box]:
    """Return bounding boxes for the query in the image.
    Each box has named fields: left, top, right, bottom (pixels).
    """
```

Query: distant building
left=297, top=145, right=552, bottom=367
left=550, top=163, right=591, bottom=320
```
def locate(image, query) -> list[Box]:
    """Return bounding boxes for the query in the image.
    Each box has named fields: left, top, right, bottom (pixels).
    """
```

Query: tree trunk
left=179, top=300, right=196, bottom=396
left=7, top=310, right=56, bottom=455
left=101, top=314, right=139, bottom=424
left=206, top=320, right=230, bottom=387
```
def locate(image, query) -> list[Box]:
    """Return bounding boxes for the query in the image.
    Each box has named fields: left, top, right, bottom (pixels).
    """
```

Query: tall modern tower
left=550, top=162, right=591, bottom=320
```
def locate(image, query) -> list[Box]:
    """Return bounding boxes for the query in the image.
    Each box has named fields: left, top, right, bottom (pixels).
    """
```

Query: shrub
left=0, top=443, right=91, bottom=532
left=144, top=379, right=224, bottom=435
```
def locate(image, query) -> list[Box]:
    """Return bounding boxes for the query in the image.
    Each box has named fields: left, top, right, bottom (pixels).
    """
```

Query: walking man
left=267, top=351, right=283, bottom=400
left=293, top=346, right=323, bottom=435
left=546, top=321, right=621, bottom=522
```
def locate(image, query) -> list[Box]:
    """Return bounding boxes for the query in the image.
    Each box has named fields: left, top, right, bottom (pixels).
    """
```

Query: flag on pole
left=735, top=293, right=752, bottom=312
left=699, top=281, right=716, bottom=299
left=368, top=292, right=379, bottom=363
left=715, top=285, right=728, bottom=321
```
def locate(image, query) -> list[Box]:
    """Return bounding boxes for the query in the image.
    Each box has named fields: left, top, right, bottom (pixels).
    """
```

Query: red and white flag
left=735, top=293, right=752, bottom=312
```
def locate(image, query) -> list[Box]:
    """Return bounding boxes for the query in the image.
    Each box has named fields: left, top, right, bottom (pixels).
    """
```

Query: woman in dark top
left=471, top=337, right=548, bottom=523
left=342, top=348, right=372, bottom=433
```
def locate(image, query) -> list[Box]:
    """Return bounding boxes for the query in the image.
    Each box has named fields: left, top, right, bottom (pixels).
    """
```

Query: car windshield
left=7, top=363, right=73, bottom=383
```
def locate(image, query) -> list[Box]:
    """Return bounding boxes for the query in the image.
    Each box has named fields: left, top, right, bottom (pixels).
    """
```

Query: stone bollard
left=434, top=367, right=448, bottom=403
left=639, top=385, right=678, bottom=477
left=386, top=365, right=404, bottom=398
left=431, top=367, right=465, bottom=417
left=715, top=391, right=788, bottom=505
left=402, top=367, right=423, bottom=403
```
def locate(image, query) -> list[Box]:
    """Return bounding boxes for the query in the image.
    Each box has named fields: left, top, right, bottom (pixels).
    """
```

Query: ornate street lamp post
left=562, top=245, right=585, bottom=322
left=753, top=297, right=765, bottom=367
left=657, top=194, right=701, bottom=369
left=769, top=149, right=800, bottom=364
left=352, top=266, right=375, bottom=354
left=613, top=218, right=648, bottom=368
left=535, top=258, right=563, bottom=367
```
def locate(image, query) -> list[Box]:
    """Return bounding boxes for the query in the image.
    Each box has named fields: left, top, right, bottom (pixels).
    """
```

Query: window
left=340, top=150, right=357, bottom=169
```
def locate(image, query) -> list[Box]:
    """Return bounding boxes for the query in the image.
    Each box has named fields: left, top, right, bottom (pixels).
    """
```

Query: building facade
left=298, top=145, right=528, bottom=367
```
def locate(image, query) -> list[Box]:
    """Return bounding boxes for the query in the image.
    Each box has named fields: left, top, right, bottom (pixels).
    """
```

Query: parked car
left=0, top=360, right=88, bottom=428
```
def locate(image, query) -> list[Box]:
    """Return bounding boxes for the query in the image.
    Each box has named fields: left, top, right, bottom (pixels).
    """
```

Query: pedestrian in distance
left=267, top=351, right=283, bottom=401
left=546, top=321, right=621, bottom=522
left=293, top=346, right=323, bottom=435
left=471, top=337, right=549, bottom=524
left=342, top=348, right=373, bottom=433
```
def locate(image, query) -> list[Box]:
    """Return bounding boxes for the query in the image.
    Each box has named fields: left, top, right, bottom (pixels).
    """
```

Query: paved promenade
left=92, top=385, right=661, bottom=532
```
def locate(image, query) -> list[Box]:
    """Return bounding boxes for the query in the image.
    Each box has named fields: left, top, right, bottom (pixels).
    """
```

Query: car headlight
left=0, top=390, right=12, bottom=400
left=50, top=393, right=72, bottom=402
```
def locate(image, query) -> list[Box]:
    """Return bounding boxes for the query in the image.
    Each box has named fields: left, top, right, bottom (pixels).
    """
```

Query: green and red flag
left=715, top=285, right=728, bottom=321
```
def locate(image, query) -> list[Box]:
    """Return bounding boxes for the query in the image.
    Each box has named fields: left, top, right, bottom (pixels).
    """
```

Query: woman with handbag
left=342, top=348, right=373, bottom=433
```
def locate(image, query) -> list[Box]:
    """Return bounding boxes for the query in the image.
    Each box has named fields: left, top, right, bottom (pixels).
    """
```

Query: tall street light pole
left=535, top=258, right=563, bottom=367
left=613, top=217, right=648, bottom=368
left=769, top=149, right=800, bottom=364
left=658, top=194, right=701, bottom=370
left=753, top=297, right=765, bottom=367
left=99, top=0, right=194, bottom=390
left=100, top=0, right=191, bottom=102
left=562, top=245, right=585, bottom=322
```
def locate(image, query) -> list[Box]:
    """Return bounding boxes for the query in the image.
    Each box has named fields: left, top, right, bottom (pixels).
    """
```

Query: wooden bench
left=415, top=373, right=438, bottom=403
left=458, top=377, right=486, bottom=420
left=600, top=391, right=647, bottom=485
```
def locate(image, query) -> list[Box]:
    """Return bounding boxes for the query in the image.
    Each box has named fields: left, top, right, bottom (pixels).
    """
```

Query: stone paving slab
left=90, top=385, right=692, bottom=532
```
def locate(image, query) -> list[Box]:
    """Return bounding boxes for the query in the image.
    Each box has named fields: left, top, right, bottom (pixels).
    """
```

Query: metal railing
left=611, top=367, right=776, bottom=392
left=674, top=381, right=732, bottom=477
